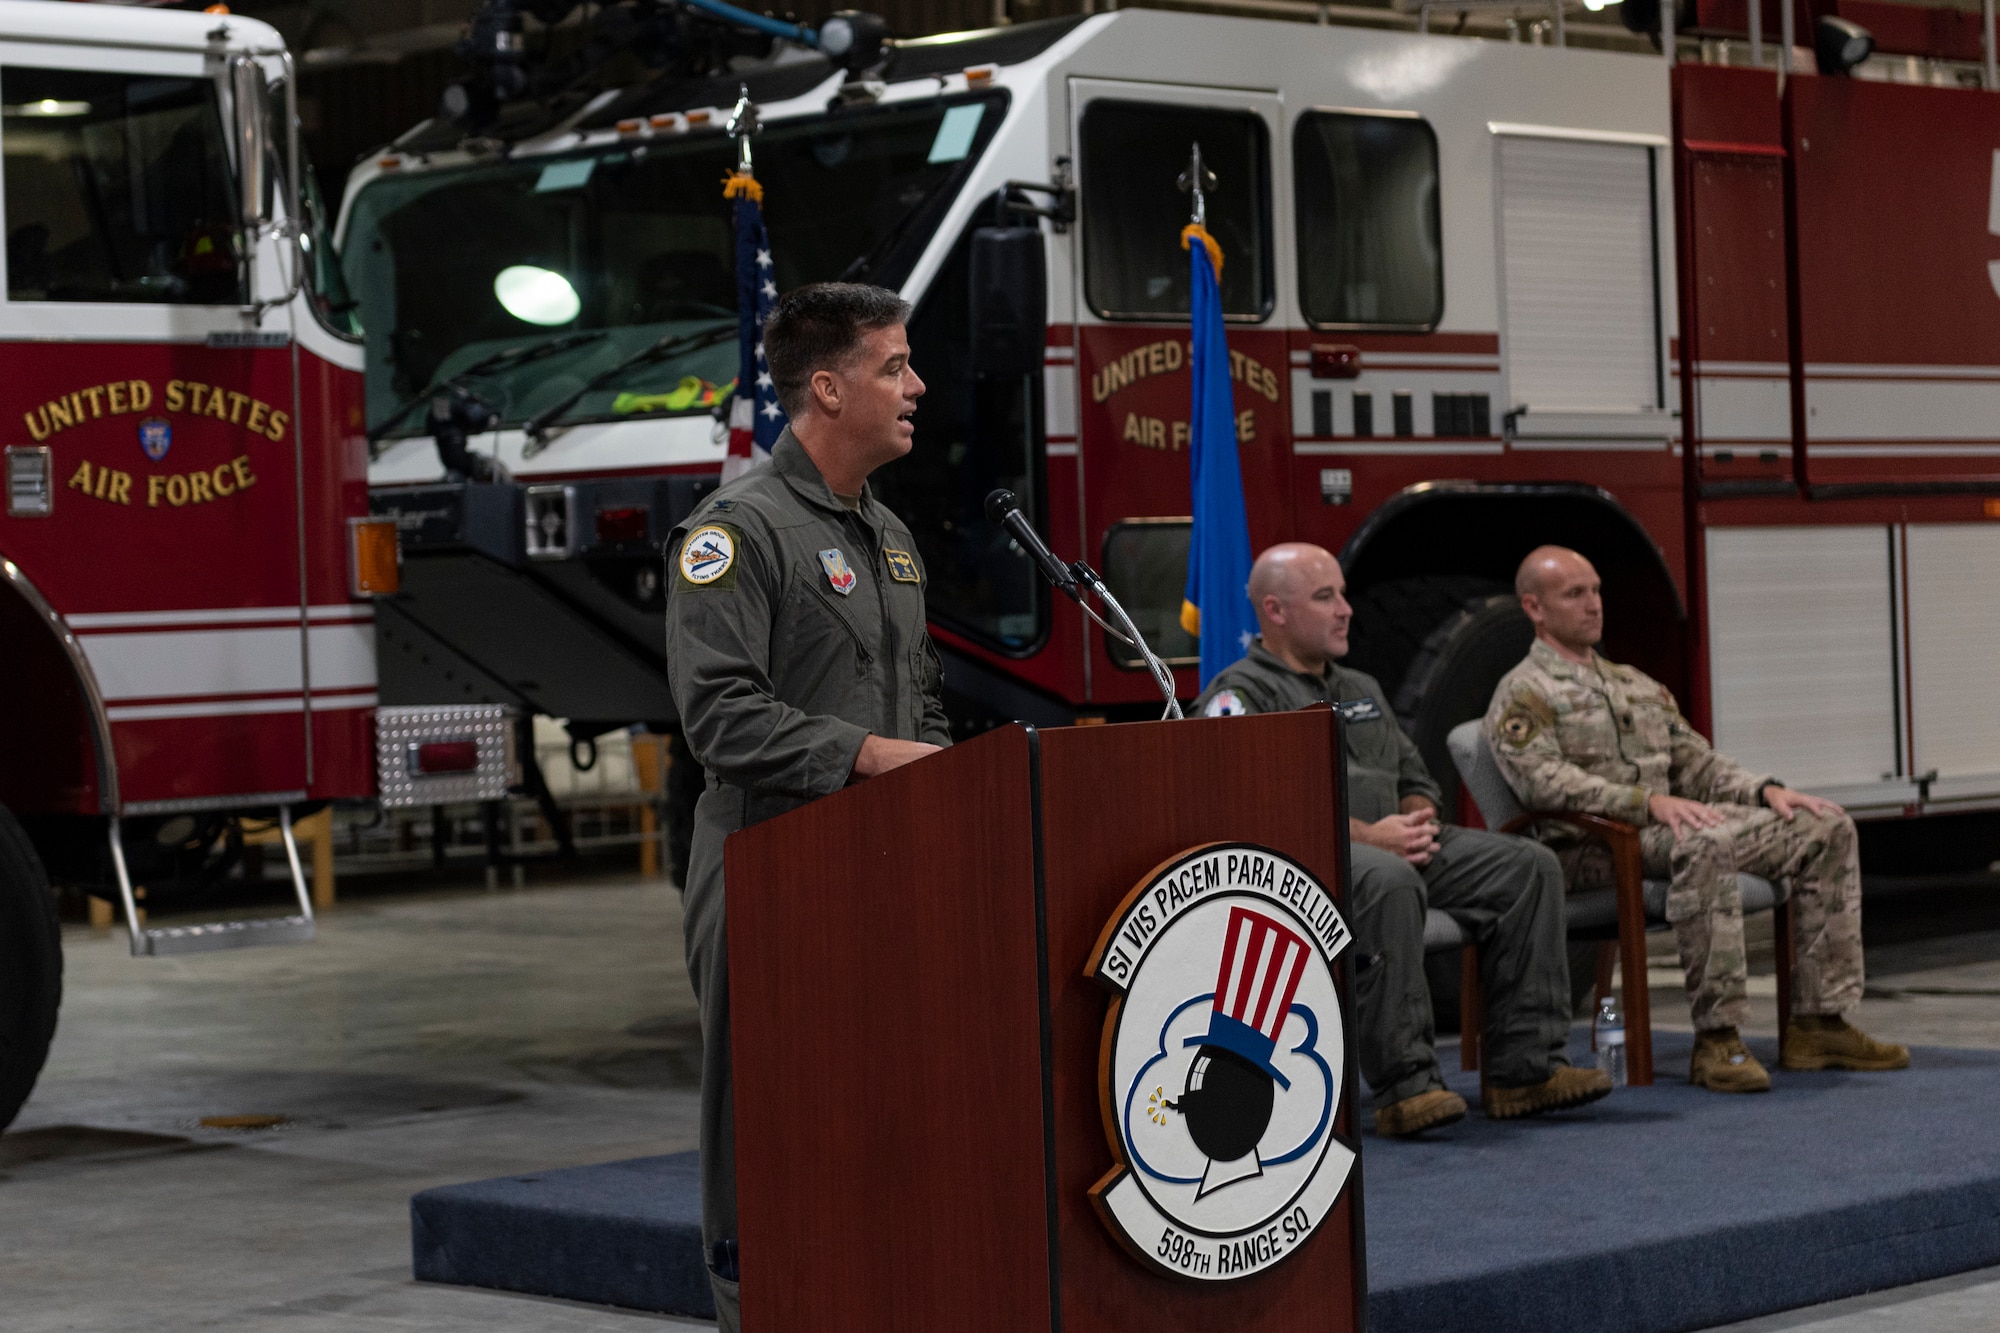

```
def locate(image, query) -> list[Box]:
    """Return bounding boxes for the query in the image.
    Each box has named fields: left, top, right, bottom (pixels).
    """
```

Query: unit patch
left=1203, top=689, right=1246, bottom=718
left=678, top=524, right=739, bottom=588
left=1498, top=702, right=1542, bottom=747
left=138, top=417, right=172, bottom=462
left=1086, top=843, right=1355, bottom=1283
left=819, top=548, right=857, bottom=595
left=883, top=547, right=920, bottom=584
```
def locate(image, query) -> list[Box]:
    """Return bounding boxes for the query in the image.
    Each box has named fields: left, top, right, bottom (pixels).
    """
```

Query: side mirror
left=968, top=226, right=1046, bottom=380
left=230, top=56, right=272, bottom=229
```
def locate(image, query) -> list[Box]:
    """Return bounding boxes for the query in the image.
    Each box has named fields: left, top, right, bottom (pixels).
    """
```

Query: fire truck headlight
left=1815, top=16, right=1873, bottom=75
left=494, top=264, right=580, bottom=326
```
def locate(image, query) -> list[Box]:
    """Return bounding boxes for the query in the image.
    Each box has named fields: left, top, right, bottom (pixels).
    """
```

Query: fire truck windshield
left=343, top=92, right=1007, bottom=437
left=1, top=66, right=242, bottom=306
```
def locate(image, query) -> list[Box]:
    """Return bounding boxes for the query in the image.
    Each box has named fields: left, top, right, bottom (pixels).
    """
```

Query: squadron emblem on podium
left=1086, top=843, right=1357, bottom=1282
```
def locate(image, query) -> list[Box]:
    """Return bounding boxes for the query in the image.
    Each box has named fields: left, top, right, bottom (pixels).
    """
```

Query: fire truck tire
left=1344, top=574, right=1508, bottom=704
left=0, top=804, right=61, bottom=1132
left=1392, top=593, right=1535, bottom=822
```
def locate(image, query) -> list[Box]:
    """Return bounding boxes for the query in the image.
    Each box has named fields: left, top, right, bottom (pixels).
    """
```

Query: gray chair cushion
left=1442, top=719, right=1790, bottom=935
left=1737, top=873, right=1788, bottom=913
left=1447, top=720, right=1525, bottom=829
left=1566, top=874, right=1786, bottom=937
left=1423, top=908, right=1469, bottom=952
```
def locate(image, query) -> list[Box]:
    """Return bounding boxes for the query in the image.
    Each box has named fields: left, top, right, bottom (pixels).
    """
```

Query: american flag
left=722, top=174, right=783, bottom=482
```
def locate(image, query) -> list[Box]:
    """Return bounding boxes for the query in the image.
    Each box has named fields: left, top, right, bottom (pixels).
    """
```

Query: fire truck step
left=107, top=807, right=319, bottom=960
left=139, top=915, right=316, bottom=957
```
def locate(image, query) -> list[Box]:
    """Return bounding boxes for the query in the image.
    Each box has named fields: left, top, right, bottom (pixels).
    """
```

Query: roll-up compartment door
left=1496, top=133, right=1669, bottom=443
left=1905, top=524, right=2000, bottom=803
left=1705, top=525, right=1911, bottom=809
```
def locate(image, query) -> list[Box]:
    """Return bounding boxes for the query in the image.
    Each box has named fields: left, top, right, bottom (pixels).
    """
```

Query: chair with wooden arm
left=1444, top=720, right=1795, bottom=1087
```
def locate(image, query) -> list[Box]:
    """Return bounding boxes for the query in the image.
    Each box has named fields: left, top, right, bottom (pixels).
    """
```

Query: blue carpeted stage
left=411, top=1032, right=2000, bottom=1331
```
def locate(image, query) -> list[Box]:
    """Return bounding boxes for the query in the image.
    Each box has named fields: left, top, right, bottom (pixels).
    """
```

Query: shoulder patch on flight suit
left=1204, top=688, right=1248, bottom=717
left=1497, top=692, right=1555, bottom=747
left=677, top=524, right=740, bottom=589
left=883, top=547, right=920, bottom=584
left=708, top=498, right=736, bottom=512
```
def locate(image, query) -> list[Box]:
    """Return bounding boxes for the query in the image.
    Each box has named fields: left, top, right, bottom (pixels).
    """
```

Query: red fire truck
left=6, top=0, right=2000, bottom=1131
left=348, top=1, right=2000, bottom=826
left=0, top=1, right=401, bottom=1129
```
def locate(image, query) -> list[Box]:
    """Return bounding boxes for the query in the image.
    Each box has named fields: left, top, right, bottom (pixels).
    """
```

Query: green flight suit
left=665, top=429, right=950, bottom=1329
left=1195, top=639, right=1572, bottom=1104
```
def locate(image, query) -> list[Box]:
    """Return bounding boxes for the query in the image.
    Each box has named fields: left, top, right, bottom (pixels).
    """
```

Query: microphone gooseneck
left=983, top=488, right=1182, bottom=721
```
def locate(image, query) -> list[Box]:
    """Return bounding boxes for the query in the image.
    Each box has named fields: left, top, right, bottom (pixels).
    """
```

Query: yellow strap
left=1180, top=599, right=1201, bottom=637
left=1180, top=222, right=1224, bottom=273
left=722, top=170, right=764, bottom=204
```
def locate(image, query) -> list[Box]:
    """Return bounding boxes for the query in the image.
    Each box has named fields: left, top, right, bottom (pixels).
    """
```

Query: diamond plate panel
left=374, top=704, right=519, bottom=808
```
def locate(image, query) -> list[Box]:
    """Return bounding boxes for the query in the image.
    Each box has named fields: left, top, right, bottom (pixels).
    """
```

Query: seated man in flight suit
left=1485, top=545, right=1908, bottom=1093
left=1195, top=542, right=1610, bottom=1135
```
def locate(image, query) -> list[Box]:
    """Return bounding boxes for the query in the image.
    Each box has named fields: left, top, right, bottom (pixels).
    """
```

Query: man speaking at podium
left=665, top=283, right=949, bottom=1332
left=1195, top=543, right=1610, bottom=1136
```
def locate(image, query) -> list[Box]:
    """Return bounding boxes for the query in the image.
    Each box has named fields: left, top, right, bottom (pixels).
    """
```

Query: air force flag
left=1177, top=220, right=1257, bottom=689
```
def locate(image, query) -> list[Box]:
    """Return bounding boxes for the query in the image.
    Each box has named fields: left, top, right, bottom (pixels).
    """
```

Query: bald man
left=1195, top=543, right=1609, bottom=1136
left=1485, top=546, right=1906, bottom=1093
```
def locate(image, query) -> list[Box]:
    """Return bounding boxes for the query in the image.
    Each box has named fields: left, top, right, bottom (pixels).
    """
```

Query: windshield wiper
left=838, top=168, right=969, bottom=285
left=524, top=322, right=737, bottom=448
left=368, top=329, right=609, bottom=444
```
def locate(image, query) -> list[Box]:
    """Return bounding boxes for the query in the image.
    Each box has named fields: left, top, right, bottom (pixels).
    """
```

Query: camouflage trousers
left=1637, top=804, right=1865, bottom=1031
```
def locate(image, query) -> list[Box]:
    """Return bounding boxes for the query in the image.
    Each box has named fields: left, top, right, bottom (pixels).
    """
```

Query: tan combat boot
left=1781, top=1014, right=1910, bottom=1072
left=1374, top=1088, right=1467, bottom=1137
left=1689, top=1027, right=1772, bottom=1093
left=1481, top=1065, right=1613, bottom=1119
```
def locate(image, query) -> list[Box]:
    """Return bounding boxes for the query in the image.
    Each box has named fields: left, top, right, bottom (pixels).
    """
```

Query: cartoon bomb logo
left=1088, top=845, right=1356, bottom=1282
left=1172, top=907, right=1309, bottom=1193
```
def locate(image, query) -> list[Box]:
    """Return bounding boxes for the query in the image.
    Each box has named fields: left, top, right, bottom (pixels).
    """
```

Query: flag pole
left=726, top=83, right=758, bottom=175
left=1178, top=141, right=1213, bottom=230
left=1177, top=140, right=1255, bottom=690
left=721, top=85, right=781, bottom=482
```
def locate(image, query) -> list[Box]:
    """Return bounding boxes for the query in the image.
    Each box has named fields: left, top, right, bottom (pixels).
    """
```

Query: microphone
left=985, top=489, right=1079, bottom=601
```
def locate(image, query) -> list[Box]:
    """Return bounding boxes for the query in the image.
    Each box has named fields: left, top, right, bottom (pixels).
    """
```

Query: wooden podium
left=726, top=710, right=1365, bottom=1332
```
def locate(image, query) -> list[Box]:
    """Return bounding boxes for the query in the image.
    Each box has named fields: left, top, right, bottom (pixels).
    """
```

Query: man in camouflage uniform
left=1484, top=545, right=1907, bottom=1093
left=1197, top=543, right=1610, bottom=1135
left=665, top=284, right=950, bottom=1330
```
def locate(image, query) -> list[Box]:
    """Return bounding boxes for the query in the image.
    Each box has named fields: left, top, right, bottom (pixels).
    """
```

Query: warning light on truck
left=409, top=741, right=480, bottom=775
left=349, top=515, right=401, bottom=597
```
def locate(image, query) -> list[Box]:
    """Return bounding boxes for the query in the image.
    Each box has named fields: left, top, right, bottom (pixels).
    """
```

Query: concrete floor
left=3, top=873, right=710, bottom=1331
left=5, top=871, right=2000, bottom=1330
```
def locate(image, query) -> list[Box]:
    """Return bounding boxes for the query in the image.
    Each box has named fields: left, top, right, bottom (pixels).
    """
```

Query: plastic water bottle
left=1595, top=994, right=1627, bottom=1086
